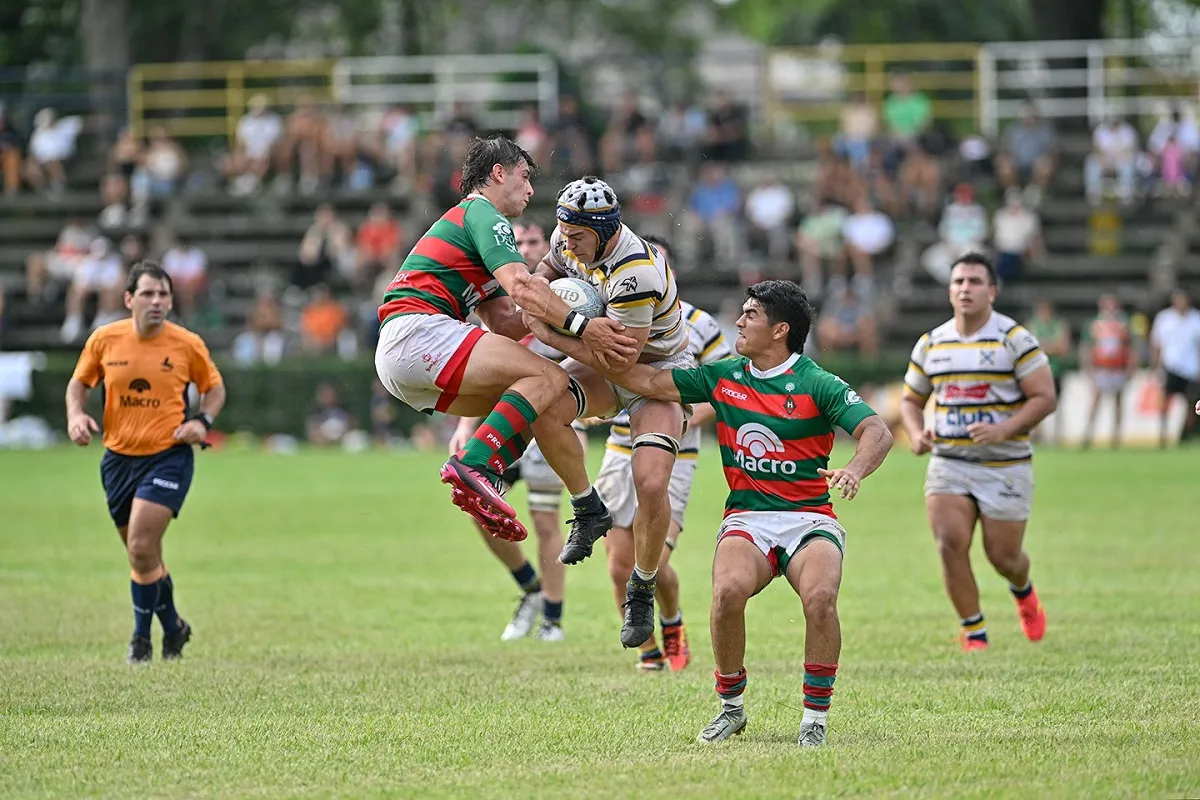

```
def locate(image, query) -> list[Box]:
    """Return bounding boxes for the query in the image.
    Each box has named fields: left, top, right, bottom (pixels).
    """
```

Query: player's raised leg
left=530, top=359, right=620, bottom=564
left=124, top=498, right=191, bottom=664
left=700, top=532, right=773, bottom=743
left=619, top=399, right=685, bottom=648
left=926, top=493, right=987, bottom=650
left=782, top=537, right=844, bottom=748
left=980, top=516, right=1044, bottom=641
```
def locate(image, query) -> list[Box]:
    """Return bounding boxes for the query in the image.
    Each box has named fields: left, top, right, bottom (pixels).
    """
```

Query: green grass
left=1, top=444, right=1198, bottom=799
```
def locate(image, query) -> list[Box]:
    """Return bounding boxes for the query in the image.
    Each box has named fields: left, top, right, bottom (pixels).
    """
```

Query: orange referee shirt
left=71, top=319, right=223, bottom=456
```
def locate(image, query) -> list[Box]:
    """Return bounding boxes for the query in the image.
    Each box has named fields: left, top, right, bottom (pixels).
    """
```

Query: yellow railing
left=763, top=43, right=983, bottom=131
left=127, top=59, right=336, bottom=142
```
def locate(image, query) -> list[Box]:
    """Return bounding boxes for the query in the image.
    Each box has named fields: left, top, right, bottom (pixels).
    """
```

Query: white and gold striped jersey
left=606, top=300, right=733, bottom=458
left=904, top=311, right=1049, bottom=465
left=547, top=224, right=685, bottom=358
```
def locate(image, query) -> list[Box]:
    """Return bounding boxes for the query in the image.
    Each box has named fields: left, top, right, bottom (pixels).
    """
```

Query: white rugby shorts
left=375, top=313, right=485, bottom=413
left=924, top=455, right=1034, bottom=522
left=593, top=446, right=696, bottom=531
left=718, top=510, right=847, bottom=577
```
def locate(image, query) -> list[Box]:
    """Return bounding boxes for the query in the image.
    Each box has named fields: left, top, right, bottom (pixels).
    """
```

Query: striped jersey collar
left=748, top=352, right=800, bottom=380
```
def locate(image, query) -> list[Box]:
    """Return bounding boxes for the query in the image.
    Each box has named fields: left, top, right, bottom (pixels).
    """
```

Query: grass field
left=1, top=443, right=1199, bottom=799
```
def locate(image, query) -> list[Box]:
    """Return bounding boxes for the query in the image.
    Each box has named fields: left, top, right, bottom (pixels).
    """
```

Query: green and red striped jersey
left=378, top=194, right=521, bottom=325
left=671, top=352, right=876, bottom=517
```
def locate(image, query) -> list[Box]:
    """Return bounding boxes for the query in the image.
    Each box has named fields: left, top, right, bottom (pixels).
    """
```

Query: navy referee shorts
left=100, top=444, right=195, bottom=527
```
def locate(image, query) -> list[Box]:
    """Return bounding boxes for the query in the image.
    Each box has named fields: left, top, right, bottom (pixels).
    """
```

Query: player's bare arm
left=65, top=378, right=99, bottom=446
left=689, top=402, right=716, bottom=428
left=475, top=296, right=530, bottom=341
left=174, top=383, right=227, bottom=445
left=493, top=262, right=638, bottom=364
left=899, top=391, right=934, bottom=455
left=966, top=365, right=1056, bottom=445
left=527, top=318, right=680, bottom=401
left=818, top=415, right=893, bottom=500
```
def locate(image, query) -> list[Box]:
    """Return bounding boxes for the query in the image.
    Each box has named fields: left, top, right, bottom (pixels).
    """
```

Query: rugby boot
left=127, top=634, right=152, bottom=665
left=697, top=706, right=747, bottom=743
left=661, top=621, right=691, bottom=672
left=558, top=491, right=612, bottom=565
left=161, top=619, right=192, bottom=660
left=500, top=591, right=541, bottom=641
left=440, top=455, right=528, bottom=542
left=1016, top=588, right=1046, bottom=642
left=797, top=720, right=827, bottom=748
left=620, top=574, right=656, bottom=648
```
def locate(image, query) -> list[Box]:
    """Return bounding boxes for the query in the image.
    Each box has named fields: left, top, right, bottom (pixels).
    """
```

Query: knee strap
left=632, top=432, right=679, bottom=456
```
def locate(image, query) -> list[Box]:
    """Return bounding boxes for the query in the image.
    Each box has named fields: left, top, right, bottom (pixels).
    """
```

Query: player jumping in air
left=374, top=137, right=638, bottom=542
left=524, top=176, right=693, bottom=651
left=528, top=280, right=893, bottom=747
left=900, top=253, right=1056, bottom=651
left=591, top=235, right=731, bottom=672
left=66, top=262, right=225, bottom=664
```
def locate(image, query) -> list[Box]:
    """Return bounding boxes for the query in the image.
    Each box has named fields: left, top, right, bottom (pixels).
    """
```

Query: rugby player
left=449, top=221, right=576, bottom=641
left=900, top=253, right=1055, bottom=651
left=525, top=177, right=692, bottom=650
left=593, top=235, right=731, bottom=671
left=374, top=137, right=638, bottom=542
left=528, top=280, right=893, bottom=747
left=65, top=261, right=225, bottom=664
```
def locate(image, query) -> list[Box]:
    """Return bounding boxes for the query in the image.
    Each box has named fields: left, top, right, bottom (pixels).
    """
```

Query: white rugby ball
left=549, top=277, right=607, bottom=336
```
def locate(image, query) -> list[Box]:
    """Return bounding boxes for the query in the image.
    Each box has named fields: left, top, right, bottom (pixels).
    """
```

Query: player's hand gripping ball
left=550, top=277, right=607, bottom=336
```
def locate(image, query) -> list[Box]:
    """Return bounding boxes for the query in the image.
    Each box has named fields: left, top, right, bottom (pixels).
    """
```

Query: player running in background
left=525, top=176, right=692, bottom=650
left=374, top=137, right=637, bottom=542
left=1080, top=292, right=1137, bottom=449
left=593, top=235, right=731, bottom=672
left=900, top=253, right=1055, bottom=652
left=448, top=221, right=576, bottom=642
left=65, top=262, right=225, bottom=664
left=528, top=280, right=893, bottom=748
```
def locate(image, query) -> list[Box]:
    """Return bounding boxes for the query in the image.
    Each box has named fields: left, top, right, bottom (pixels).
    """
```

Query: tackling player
left=449, top=221, right=576, bottom=641
left=528, top=280, right=893, bottom=748
left=374, top=137, right=637, bottom=542
left=594, top=235, right=731, bottom=671
left=65, top=262, right=225, bottom=664
left=525, top=177, right=692, bottom=650
left=900, top=253, right=1056, bottom=651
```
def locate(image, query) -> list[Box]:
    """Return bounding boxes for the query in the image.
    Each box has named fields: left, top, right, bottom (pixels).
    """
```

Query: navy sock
left=130, top=580, right=159, bottom=638
left=511, top=562, right=541, bottom=594
left=543, top=599, right=563, bottom=625
left=1009, top=581, right=1034, bottom=600
left=154, top=573, right=183, bottom=635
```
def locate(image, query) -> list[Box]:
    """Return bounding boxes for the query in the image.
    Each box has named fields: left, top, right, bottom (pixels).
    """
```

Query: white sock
left=570, top=486, right=594, bottom=502
left=633, top=564, right=657, bottom=582
left=721, top=694, right=745, bottom=710
left=660, top=611, right=682, bottom=627
left=802, top=708, right=828, bottom=727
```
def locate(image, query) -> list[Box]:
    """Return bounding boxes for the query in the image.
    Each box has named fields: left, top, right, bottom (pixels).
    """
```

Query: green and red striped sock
left=458, top=392, right=537, bottom=474
left=802, top=662, right=837, bottom=721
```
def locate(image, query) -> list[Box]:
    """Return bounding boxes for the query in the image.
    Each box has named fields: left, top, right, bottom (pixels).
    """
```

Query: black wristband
left=192, top=413, right=213, bottom=431
left=565, top=311, right=589, bottom=336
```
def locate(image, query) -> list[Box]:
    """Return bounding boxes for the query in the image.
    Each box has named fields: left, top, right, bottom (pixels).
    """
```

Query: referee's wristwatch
left=193, top=412, right=214, bottom=431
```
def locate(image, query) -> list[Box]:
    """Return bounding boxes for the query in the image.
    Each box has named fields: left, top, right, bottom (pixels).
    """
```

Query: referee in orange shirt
left=66, top=261, right=226, bottom=664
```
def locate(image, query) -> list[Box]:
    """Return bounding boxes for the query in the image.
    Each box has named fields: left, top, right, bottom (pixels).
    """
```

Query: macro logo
left=733, top=423, right=796, bottom=475
left=121, top=378, right=161, bottom=408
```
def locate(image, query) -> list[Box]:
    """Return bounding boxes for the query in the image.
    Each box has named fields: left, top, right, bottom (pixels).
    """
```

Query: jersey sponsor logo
left=945, top=383, right=991, bottom=401
left=151, top=477, right=180, bottom=491
left=845, top=388, right=862, bottom=405
left=105, top=360, right=128, bottom=367
left=122, top=378, right=161, bottom=407
left=129, top=378, right=151, bottom=393
left=492, top=220, right=517, bottom=251
left=732, top=423, right=797, bottom=476
left=461, top=279, right=500, bottom=313
left=720, top=386, right=748, bottom=402
left=943, top=407, right=997, bottom=428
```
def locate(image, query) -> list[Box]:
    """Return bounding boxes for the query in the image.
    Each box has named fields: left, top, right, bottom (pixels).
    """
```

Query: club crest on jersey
left=784, top=396, right=796, bottom=416
left=732, top=371, right=743, bottom=380
left=617, top=275, right=638, bottom=293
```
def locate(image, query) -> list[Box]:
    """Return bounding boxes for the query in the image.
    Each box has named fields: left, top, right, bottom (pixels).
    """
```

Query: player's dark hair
left=949, top=251, right=997, bottom=286
left=744, top=280, right=813, bottom=354
left=513, top=220, right=549, bottom=242
left=125, top=260, right=173, bottom=295
left=643, top=234, right=673, bottom=261
left=459, top=135, right=536, bottom=197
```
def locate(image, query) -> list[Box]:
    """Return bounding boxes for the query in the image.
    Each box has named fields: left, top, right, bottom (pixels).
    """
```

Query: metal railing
left=128, top=54, right=557, bottom=143
left=762, top=42, right=983, bottom=130
left=978, top=37, right=1200, bottom=136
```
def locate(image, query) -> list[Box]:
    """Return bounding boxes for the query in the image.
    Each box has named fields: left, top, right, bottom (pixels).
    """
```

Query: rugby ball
left=550, top=277, right=607, bottom=336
